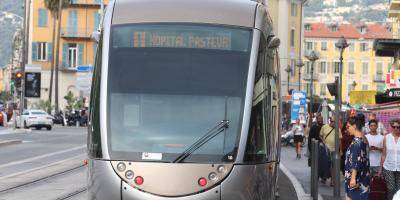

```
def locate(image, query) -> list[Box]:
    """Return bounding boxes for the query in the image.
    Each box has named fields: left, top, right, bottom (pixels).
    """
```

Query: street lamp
left=333, top=36, right=349, bottom=198
left=305, top=50, right=319, bottom=128
left=285, top=65, right=292, bottom=95
left=296, top=59, right=304, bottom=91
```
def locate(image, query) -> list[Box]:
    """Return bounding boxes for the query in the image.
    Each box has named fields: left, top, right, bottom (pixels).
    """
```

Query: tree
left=32, top=100, right=53, bottom=112
left=64, top=91, right=76, bottom=113
left=44, top=0, right=70, bottom=113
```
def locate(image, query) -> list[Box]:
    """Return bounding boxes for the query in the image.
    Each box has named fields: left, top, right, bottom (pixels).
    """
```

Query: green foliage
left=44, top=0, right=71, bottom=16
left=32, top=99, right=53, bottom=112
left=64, top=91, right=84, bottom=112
left=0, top=91, right=12, bottom=103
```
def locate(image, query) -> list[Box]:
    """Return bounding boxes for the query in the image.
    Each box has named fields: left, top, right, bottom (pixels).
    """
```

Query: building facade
left=28, top=0, right=108, bottom=110
left=267, top=0, right=305, bottom=96
left=303, top=22, right=392, bottom=102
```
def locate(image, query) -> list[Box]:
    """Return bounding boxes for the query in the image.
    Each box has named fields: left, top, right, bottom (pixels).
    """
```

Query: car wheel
left=47, top=126, right=52, bottom=131
left=24, top=121, right=28, bottom=129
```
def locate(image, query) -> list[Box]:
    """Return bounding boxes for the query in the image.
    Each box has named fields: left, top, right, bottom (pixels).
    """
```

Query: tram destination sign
left=112, top=25, right=251, bottom=52
left=388, top=88, right=400, bottom=97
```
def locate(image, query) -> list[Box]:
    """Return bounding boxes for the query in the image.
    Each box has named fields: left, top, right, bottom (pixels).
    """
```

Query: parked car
left=16, top=110, right=53, bottom=130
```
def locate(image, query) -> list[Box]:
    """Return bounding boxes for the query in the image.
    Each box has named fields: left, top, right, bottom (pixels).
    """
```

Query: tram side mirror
left=91, top=31, right=100, bottom=43
left=267, top=35, right=280, bottom=49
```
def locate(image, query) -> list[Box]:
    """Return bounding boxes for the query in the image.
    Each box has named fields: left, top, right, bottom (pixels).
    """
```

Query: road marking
left=0, top=153, right=86, bottom=181
left=0, top=145, right=85, bottom=169
left=279, top=163, right=324, bottom=200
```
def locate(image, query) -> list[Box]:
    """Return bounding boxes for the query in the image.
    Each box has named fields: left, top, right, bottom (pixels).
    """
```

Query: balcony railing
left=374, top=74, right=385, bottom=82
left=69, top=0, right=101, bottom=7
left=61, top=28, right=94, bottom=39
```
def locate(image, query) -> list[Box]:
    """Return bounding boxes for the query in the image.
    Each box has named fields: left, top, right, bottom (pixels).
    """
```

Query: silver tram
left=87, top=0, right=282, bottom=199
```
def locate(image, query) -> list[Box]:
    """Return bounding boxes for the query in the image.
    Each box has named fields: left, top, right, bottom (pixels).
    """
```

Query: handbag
left=370, top=175, right=387, bottom=200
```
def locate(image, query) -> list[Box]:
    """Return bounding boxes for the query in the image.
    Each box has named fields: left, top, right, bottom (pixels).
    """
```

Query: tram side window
left=88, top=37, right=102, bottom=158
left=244, top=33, right=269, bottom=163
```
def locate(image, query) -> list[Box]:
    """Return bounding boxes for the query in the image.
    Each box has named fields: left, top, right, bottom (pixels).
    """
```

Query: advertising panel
left=25, top=72, right=41, bottom=98
left=291, top=90, right=307, bottom=124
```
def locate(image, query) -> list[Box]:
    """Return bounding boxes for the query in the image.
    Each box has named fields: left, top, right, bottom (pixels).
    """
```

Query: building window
left=320, top=61, right=327, bottom=74
left=348, top=84, right=355, bottom=94
left=359, top=26, right=366, bottom=34
left=360, top=43, right=369, bottom=52
left=291, top=3, right=297, bottom=17
left=362, top=62, right=369, bottom=75
left=306, top=83, right=311, bottom=94
left=305, top=61, right=311, bottom=74
left=290, top=29, right=295, bottom=47
left=376, top=63, right=383, bottom=74
left=68, top=44, right=78, bottom=68
left=334, top=62, right=340, bottom=73
left=305, top=41, right=313, bottom=51
left=362, top=84, right=368, bottom=90
left=38, top=8, right=48, bottom=27
left=37, top=42, right=47, bottom=61
left=321, top=41, right=327, bottom=51
left=320, top=83, right=326, bottom=96
left=348, top=62, right=355, bottom=74
left=377, top=84, right=385, bottom=91
left=348, top=42, right=355, bottom=52
left=330, top=25, right=338, bottom=32
left=305, top=24, right=311, bottom=31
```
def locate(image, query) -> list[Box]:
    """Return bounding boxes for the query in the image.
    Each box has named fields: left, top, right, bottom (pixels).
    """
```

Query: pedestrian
left=344, top=117, right=370, bottom=200
left=292, top=118, right=304, bottom=159
left=308, top=114, right=324, bottom=166
left=363, top=113, right=387, bottom=135
left=320, top=116, right=342, bottom=186
left=365, top=119, right=384, bottom=177
left=341, top=122, right=353, bottom=175
left=379, top=118, right=400, bottom=200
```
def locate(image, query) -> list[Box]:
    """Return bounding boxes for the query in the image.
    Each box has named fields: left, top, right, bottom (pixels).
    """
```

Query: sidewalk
left=280, top=145, right=346, bottom=200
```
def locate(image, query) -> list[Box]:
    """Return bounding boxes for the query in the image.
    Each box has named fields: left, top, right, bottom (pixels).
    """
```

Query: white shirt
left=365, top=133, right=384, bottom=167
left=292, top=124, right=304, bottom=136
left=383, top=133, right=400, bottom=171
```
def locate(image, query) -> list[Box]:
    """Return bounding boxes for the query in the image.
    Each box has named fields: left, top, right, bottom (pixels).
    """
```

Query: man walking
left=308, top=114, right=324, bottom=166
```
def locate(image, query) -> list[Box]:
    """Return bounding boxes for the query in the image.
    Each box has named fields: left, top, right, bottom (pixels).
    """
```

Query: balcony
left=61, top=28, right=94, bottom=39
left=374, top=74, right=385, bottom=82
left=302, top=73, right=319, bottom=81
left=389, top=0, right=400, bottom=18
left=69, top=0, right=101, bottom=7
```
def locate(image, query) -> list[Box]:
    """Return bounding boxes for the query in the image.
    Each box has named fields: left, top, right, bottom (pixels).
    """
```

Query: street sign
left=291, top=90, right=307, bottom=124
left=77, top=65, right=93, bottom=72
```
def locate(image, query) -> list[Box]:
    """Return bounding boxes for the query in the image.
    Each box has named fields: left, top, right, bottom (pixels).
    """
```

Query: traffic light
left=327, top=79, right=338, bottom=97
left=15, top=71, right=23, bottom=89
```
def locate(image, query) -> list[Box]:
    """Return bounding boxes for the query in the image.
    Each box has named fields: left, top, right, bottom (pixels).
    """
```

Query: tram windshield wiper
left=172, top=120, right=229, bottom=163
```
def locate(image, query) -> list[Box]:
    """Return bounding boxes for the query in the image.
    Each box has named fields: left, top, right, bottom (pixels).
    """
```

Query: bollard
left=311, top=139, right=315, bottom=197
left=312, top=140, right=319, bottom=200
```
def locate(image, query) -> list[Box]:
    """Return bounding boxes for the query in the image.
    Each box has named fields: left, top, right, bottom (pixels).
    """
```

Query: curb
left=0, top=139, right=22, bottom=146
left=279, top=163, right=324, bottom=200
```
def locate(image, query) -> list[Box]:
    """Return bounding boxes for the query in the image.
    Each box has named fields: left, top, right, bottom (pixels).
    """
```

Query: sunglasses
left=392, top=126, right=400, bottom=129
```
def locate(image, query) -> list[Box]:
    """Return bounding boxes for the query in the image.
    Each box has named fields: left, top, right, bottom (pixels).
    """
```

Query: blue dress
left=344, top=137, right=370, bottom=200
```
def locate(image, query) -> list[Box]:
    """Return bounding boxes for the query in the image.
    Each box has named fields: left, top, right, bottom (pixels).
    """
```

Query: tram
left=87, top=0, right=282, bottom=199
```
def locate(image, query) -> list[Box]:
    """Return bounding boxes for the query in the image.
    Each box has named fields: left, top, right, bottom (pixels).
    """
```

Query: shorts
left=345, top=185, right=370, bottom=200
left=294, top=135, right=304, bottom=143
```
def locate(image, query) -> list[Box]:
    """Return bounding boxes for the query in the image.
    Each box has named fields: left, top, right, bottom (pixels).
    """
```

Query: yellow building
left=267, top=0, right=305, bottom=96
left=302, top=22, right=392, bottom=103
left=28, top=0, right=108, bottom=110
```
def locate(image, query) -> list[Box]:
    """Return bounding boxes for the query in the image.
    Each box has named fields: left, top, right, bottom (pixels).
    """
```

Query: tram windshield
left=108, top=24, right=252, bottom=162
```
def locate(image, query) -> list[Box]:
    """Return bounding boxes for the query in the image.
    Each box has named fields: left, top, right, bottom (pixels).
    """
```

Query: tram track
left=0, top=164, right=85, bottom=194
left=54, top=187, right=87, bottom=200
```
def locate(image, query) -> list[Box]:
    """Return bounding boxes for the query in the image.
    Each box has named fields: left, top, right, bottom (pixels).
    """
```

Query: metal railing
left=60, top=28, right=94, bottom=38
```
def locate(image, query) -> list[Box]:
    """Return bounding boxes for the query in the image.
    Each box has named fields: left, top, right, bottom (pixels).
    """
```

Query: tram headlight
left=117, top=162, right=126, bottom=172
left=208, top=172, right=218, bottom=181
left=125, top=170, right=134, bottom=179
left=217, top=165, right=226, bottom=173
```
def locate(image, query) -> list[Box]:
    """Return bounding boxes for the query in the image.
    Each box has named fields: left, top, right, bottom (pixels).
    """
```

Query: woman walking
left=344, top=117, right=370, bottom=200
left=379, top=118, right=400, bottom=200
left=292, top=119, right=304, bottom=159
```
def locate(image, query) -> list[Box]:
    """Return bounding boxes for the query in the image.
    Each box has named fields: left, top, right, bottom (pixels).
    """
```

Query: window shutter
left=94, top=12, right=100, bottom=31
left=78, top=43, right=84, bottom=65
left=38, top=9, right=47, bottom=27
left=47, top=43, right=53, bottom=61
left=32, top=42, right=38, bottom=61
left=69, top=10, right=78, bottom=36
left=62, top=43, right=68, bottom=67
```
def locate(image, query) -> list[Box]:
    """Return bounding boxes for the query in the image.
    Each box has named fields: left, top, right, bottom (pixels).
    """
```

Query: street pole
left=305, top=51, right=319, bottom=128
left=20, top=0, right=31, bottom=114
left=296, top=59, right=304, bottom=91
left=334, top=36, right=348, bottom=198
left=54, top=0, right=64, bottom=113
left=285, top=65, right=292, bottom=95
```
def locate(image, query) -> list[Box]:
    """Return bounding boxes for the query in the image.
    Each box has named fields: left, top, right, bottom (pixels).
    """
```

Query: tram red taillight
left=135, top=176, right=144, bottom=185
left=198, top=177, right=207, bottom=187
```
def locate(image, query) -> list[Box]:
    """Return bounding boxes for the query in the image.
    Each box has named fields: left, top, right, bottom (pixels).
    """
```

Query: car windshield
left=107, top=24, right=252, bottom=162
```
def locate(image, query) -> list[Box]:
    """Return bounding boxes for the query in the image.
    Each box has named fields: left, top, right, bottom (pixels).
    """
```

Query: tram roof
left=112, top=0, right=258, bottom=28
